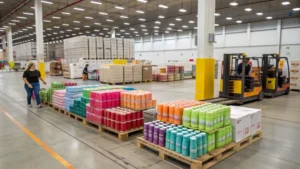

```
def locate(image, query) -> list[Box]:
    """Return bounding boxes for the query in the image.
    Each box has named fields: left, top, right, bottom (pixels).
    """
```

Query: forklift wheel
left=258, top=91, right=264, bottom=101
left=285, top=88, right=290, bottom=95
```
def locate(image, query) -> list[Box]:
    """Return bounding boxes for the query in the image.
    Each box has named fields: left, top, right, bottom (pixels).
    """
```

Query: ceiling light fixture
left=158, top=15, right=165, bottom=19
left=155, top=21, right=161, bottom=24
left=61, top=12, right=71, bottom=15
left=167, top=27, right=172, bottom=30
left=27, top=26, right=33, bottom=29
left=142, top=29, right=147, bottom=31
left=115, top=6, right=124, bottom=10
left=189, top=20, right=195, bottom=24
left=94, top=23, right=101, bottom=25
left=179, top=8, right=187, bottom=12
left=215, top=13, right=220, bottom=16
left=136, top=10, right=144, bottom=14
left=43, top=20, right=51, bottom=22
left=245, top=8, right=252, bottom=11
left=215, top=24, right=219, bottom=26
left=107, top=19, right=114, bottom=22
left=74, top=28, right=80, bottom=30
left=23, top=12, right=34, bottom=15
left=67, top=29, right=72, bottom=32
left=73, top=20, right=80, bottom=23
left=226, top=17, right=232, bottom=20
left=53, top=26, right=59, bottom=29
left=90, top=1, right=102, bottom=5
left=99, top=12, right=108, bottom=15
left=182, top=25, right=188, bottom=28
left=137, top=0, right=147, bottom=3
left=169, top=23, right=175, bottom=26
left=84, top=25, right=90, bottom=28
left=236, top=20, right=242, bottom=23
left=41, top=0, right=53, bottom=4
left=74, top=7, right=85, bottom=11
left=130, top=28, right=135, bottom=30
left=175, top=18, right=182, bottom=21
left=120, top=30, right=125, bottom=32
left=139, top=18, right=146, bottom=21
left=293, top=7, right=300, bottom=11
left=154, top=26, right=159, bottom=29
left=229, top=2, right=238, bottom=6
left=62, top=23, right=69, bottom=26
left=281, top=1, right=290, bottom=5
left=120, top=15, right=129, bottom=18
left=17, top=16, right=27, bottom=19
left=103, top=28, right=109, bottom=30
left=94, top=29, right=100, bottom=32
left=177, top=29, right=183, bottom=32
left=266, top=16, right=273, bottom=20
left=85, top=16, right=93, bottom=19
left=256, top=12, right=263, bottom=15
left=134, top=31, right=138, bottom=33
left=124, top=22, right=130, bottom=25
left=46, top=28, right=52, bottom=30
left=158, top=4, right=168, bottom=8
left=140, top=25, right=146, bottom=27
left=52, top=16, right=61, bottom=19
left=11, top=20, right=20, bottom=22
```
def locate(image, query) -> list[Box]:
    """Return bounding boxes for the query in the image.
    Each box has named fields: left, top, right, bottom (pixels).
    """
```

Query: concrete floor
left=0, top=72, right=300, bottom=169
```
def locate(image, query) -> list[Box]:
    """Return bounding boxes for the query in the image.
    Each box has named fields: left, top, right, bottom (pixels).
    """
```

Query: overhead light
left=215, top=24, right=219, bottom=26
left=52, top=16, right=61, bottom=19
left=194, top=27, right=197, bottom=29
left=0, top=1, right=4, bottom=4
left=256, top=12, right=263, bottom=15
left=79, top=32, right=83, bottom=35
left=22, top=29, right=28, bottom=31
left=137, top=0, right=147, bottom=3
left=266, top=16, right=273, bottom=20
left=94, top=23, right=101, bottom=25
left=155, top=21, right=161, bottom=24
left=158, top=15, right=165, bottom=19
left=41, top=0, right=53, bottom=4
left=140, top=25, right=146, bottom=27
left=116, top=33, right=120, bottom=35
left=167, top=27, right=172, bottom=30
left=46, top=28, right=52, bottom=30
left=84, top=25, right=90, bottom=28
left=142, top=29, right=147, bottom=31
left=47, top=34, right=51, bottom=36
left=23, top=12, right=34, bottom=15
left=226, top=17, right=232, bottom=20
left=27, top=26, right=33, bottom=29
left=99, top=12, right=108, bottom=15
left=177, top=29, right=183, bottom=32
left=124, top=22, right=130, bottom=25
left=144, top=33, right=149, bottom=35
left=182, top=25, right=188, bottom=28
left=125, top=33, right=130, bottom=35
left=62, top=23, right=69, bottom=26
left=136, top=10, right=144, bottom=14
left=189, top=20, right=195, bottom=24
left=154, top=30, right=159, bottom=32
left=158, top=4, right=168, bottom=8
left=229, top=2, right=238, bottom=6
left=120, top=15, right=128, bottom=19
left=245, top=8, right=252, bottom=11
left=103, top=28, right=109, bottom=30
left=120, top=30, right=125, bottom=32
left=107, top=19, right=114, bottom=22
left=281, top=1, right=290, bottom=5
left=60, top=31, right=64, bottom=33
left=136, top=35, right=140, bottom=36
left=293, top=7, right=300, bottom=11
left=62, top=12, right=71, bottom=15
left=85, top=16, right=93, bottom=19
left=54, top=26, right=60, bottom=29
left=130, top=28, right=135, bottom=30
left=53, top=32, right=57, bottom=34
left=17, top=16, right=27, bottom=19
left=73, top=20, right=80, bottom=23
left=115, top=6, right=124, bottom=10
left=169, top=23, right=175, bottom=26
left=99, top=33, right=104, bottom=35
left=74, top=27, right=80, bottom=30
left=139, top=18, right=146, bottom=21
left=11, top=20, right=20, bottom=22
left=154, top=33, right=159, bottom=35
left=91, top=1, right=102, bottom=5
left=175, top=18, right=182, bottom=21
left=179, top=8, right=187, bottom=12
left=134, top=31, right=138, bottom=33
left=74, top=7, right=85, bottom=11
left=236, top=20, right=242, bottom=23
left=94, top=29, right=100, bottom=32
left=67, top=29, right=72, bottom=32
left=215, top=13, right=220, bottom=16
left=165, top=31, right=169, bottom=33
left=154, top=26, right=159, bottom=29
left=43, top=20, right=51, bottom=22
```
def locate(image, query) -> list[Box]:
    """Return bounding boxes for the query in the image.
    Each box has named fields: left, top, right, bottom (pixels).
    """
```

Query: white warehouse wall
left=135, top=17, right=300, bottom=64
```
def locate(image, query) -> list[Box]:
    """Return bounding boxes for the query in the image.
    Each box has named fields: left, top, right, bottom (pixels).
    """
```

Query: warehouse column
left=111, top=29, right=116, bottom=38
left=2, top=35, right=6, bottom=49
left=195, top=0, right=216, bottom=100
left=6, top=27, right=13, bottom=62
left=34, top=0, right=45, bottom=78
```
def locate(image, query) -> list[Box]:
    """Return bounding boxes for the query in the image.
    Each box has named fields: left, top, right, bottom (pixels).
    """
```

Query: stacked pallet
left=99, top=65, right=124, bottom=84
left=290, top=60, right=300, bottom=90
left=124, top=65, right=133, bottom=83
left=142, top=65, right=152, bottom=82
left=133, top=64, right=143, bottom=82
left=50, top=62, right=63, bottom=76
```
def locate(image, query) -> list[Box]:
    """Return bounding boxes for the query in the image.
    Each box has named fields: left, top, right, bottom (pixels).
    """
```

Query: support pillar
left=111, top=29, right=116, bottom=38
left=195, top=0, right=216, bottom=100
left=35, top=0, right=44, bottom=62
left=6, top=27, right=13, bottom=62
left=2, top=35, right=7, bottom=49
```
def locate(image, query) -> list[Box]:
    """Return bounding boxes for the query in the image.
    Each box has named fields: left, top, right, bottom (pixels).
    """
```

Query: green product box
left=205, top=111, right=214, bottom=132
left=191, top=110, right=199, bottom=129
left=182, top=108, right=192, bottom=127
left=207, top=133, right=215, bottom=153
left=198, top=108, right=206, bottom=130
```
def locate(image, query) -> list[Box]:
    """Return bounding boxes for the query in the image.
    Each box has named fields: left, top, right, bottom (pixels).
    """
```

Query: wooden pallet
left=133, top=81, right=142, bottom=84
left=50, top=73, right=63, bottom=76
left=52, top=105, right=69, bottom=115
left=143, top=80, right=152, bottom=83
left=68, top=112, right=87, bottom=125
left=86, top=120, right=144, bottom=141
left=42, top=101, right=53, bottom=107
left=100, top=82, right=124, bottom=85
left=291, top=89, right=300, bottom=92
left=137, top=130, right=263, bottom=169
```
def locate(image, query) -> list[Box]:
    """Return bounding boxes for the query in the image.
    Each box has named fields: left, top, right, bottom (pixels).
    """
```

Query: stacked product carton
left=64, top=36, right=89, bottom=60
left=50, top=62, right=63, bottom=75
left=88, top=37, right=97, bottom=59
left=110, top=38, right=118, bottom=59
left=96, top=37, right=104, bottom=59
left=142, top=65, right=152, bottom=82
left=129, top=39, right=135, bottom=59
left=133, top=64, right=143, bottom=82
left=290, top=60, right=300, bottom=90
left=230, top=106, right=262, bottom=142
left=124, top=64, right=133, bottom=83
left=123, top=39, right=130, bottom=59
left=104, top=38, right=111, bottom=59
left=99, top=65, right=124, bottom=84
left=117, top=38, right=124, bottom=59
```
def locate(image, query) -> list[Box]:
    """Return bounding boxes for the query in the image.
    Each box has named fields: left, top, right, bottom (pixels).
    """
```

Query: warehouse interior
left=0, top=0, right=300, bottom=169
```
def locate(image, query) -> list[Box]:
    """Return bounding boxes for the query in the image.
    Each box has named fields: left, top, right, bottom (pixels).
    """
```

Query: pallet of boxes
left=50, top=61, right=63, bottom=76
left=290, top=60, right=300, bottom=91
left=137, top=101, right=262, bottom=169
left=99, top=64, right=124, bottom=85
left=133, top=64, right=143, bottom=83
left=142, top=64, right=152, bottom=83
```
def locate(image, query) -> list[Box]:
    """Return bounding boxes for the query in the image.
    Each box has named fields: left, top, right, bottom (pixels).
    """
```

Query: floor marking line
left=0, top=107, right=75, bottom=169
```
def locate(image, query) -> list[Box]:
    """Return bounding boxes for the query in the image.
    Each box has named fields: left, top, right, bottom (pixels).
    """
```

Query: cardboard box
left=230, top=106, right=253, bottom=142
left=142, top=65, right=152, bottom=81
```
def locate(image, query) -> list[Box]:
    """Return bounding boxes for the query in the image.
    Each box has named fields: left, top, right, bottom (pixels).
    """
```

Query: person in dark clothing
left=82, top=64, right=89, bottom=80
left=22, top=62, right=47, bottom=108
left=236, top=58, right=251, bottom=75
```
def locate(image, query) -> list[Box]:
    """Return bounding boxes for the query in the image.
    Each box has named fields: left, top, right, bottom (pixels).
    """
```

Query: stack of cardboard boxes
left=117, top=38, right=124, bottom=59
left=123, top=39, right=130, bottom=59
left=88, top=37, right=97, bottom=59
left=96, top=37, right=104, bottom=59
left=133, top=64, right=143, bottom=82
left=50, top=61, right=63, bottom=76
left=290, top=60, right=300, bottom=90
left=124, top=65, right=133, bottom=83
left=142, top=65, right=152, bottom=82
left=99, top=65, right=124, bottom=84
left=129, top=39, right=135, bottom=59
left=104, top=38, right=111, bottom=59
left=110, top=38, right=118, bottom=59
left=230, top=106, right=262, bottom=142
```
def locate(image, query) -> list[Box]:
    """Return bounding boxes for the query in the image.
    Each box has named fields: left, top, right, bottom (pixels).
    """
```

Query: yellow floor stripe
left=0, top=107, right=75, bottom=169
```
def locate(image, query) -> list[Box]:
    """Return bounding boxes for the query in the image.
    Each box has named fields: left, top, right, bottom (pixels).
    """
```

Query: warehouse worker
left=236, top=57, right=252, bottom=75
left=82, top=64, right=89, bottom=80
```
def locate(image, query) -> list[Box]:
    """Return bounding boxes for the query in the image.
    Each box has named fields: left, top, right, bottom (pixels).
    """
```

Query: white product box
left=96, top=37, right=104, bottom=59
left=104, top=38, right=111, bottom=59
left=230, top=106, right=252, bottom=142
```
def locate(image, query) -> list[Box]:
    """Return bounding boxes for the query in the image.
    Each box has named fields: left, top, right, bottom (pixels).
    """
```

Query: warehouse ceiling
left=0, top=0, right=299, bottom=44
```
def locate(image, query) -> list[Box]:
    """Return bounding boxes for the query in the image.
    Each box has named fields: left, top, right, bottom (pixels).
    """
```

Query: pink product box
left=86, top=112, right=104, bottom=125
left=90, top=99, right=120, bottom=109
left=90, top=90, right=122, bottom=101
left=86, top=104, right=105, bottom=117
left=53, top=95, right=65, bottom=102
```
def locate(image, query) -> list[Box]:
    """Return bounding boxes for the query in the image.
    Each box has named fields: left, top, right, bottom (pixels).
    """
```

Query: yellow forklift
left=261, top=54, right=290, bottom=97
left=203, top=53, right=264, bottom=105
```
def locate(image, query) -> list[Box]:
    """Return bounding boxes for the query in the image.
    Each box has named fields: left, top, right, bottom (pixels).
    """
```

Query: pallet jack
left=202, top=53, right=264, bottom=105
left=261, top=54, right=290, bottom=97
